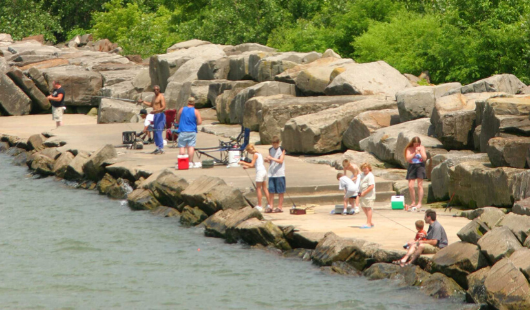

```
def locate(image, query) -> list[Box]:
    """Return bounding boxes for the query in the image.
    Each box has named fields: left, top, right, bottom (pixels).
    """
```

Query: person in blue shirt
left=47, top=81, right=66, bottom=128
left=176, top=97, right=202, bottom=167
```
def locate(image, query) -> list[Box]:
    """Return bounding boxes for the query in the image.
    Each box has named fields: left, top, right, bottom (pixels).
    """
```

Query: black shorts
left=406, top=163, right=426, bottom=180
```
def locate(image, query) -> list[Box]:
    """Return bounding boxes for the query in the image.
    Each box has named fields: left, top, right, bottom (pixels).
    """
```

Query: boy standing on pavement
left=265, top=136, right=286, bottom=213
left=47, top=81, right=65, bottom=128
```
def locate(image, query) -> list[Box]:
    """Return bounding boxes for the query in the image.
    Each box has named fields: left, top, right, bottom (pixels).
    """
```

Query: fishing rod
left=92, top=96, right=138, bottom=103
left=372, top=209, right=416, bottom=233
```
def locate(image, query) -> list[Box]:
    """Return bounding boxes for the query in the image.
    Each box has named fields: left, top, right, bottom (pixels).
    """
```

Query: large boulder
left=180, top=206, right=208, bottom=227
left=244, top=95, right=366, bottom=139
left=251, top=52, right=321, bottom=82
left=343, top=109, right=400, bottom=151
left=394, top=131, right=443, bottom=168
left=204, top=207, right=263, bottom=239
left=458, top=207, right=506, bottom=228
left=311, top=232, right=364, bottom=266
left=42, top=66, right=103, bottom=106
left=6, top=67, right=51, bottom=112
left=421, top=272, right=464, bottom=299
left=0, top=56, right=8, bottom=74
left=359, top=118, right=432, bottom=167
left=448, top=74, right=526, bottom=95
left=0, top=74, right=31, bottom=116
left=83, top=144, right=117, bottom=181
left=457, top=219, right=489, bottom=245
left=479, top=95, right=530, bottom=152
left=430, top=153, right=490, bottom=200
left=497, top=213, right=530, bottom=244
left=166, top=39, right=211, bottom=53
left=275, top=57, right=353, bottom=84
left=513, top=198, right=530, bottom=216
left=229, top=81, right=296, bottom=124
left=478, top=226, right=522, bottom=264
left=232, top=218, right=291, bottom=251
left=363, top=263, right=401, bottom=280
left=324, top=61, right=412, bottom=97
left=97, top=98, right=142, bottom=124
left=228, top=51, right=274, bottom=81
left=127, top=188, right=161, bottom=211
left=52, top=151, right=75, bottom=179
left=63, top=151, right=90, bottom=181
left=223, top=43, right=276, bottom=55
left=207, top=80, right=257, bottom=108
left=181, top=175, right=247, bottom=216
left=484, top=257, right=530, bottom=309
left=487, top=137, right=530, bottom=168
left=282, top=97, right=396, bottom=154
left=30, top=153, right=56, bottom=176
left=431, top=241, right=489, bottom=288
left=513, top=170, right=530, bottom=202
left=27, top=67, right=50, bottom=96
left=167, top=80, right=233, bottom=110
left=216, top=84, right=254, bottom=124
left=293, top=59, right=356, bottom=95
left=26, top=134, right=46, bottom=152
left=149, top=44, right=226, bottom=91
left=509, top=248, right=530, bottom=280
left=466, top=267, right=491, bottom=305
left=449, top=162, right=521, bottom=208
left=197, top=57, right=230, bottom=80
left=148, top=170, right=189, bottom=209
left=167, top=48, right=227, bottom=84
left=396, top=83, right=461, bottom=122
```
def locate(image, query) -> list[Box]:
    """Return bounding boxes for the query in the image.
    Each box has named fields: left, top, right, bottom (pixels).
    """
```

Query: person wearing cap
left=176, top=97, right=202, bottom=167
left=137, top=85, right=166, bottom=154
left=139, top=109, right=154, bottom=143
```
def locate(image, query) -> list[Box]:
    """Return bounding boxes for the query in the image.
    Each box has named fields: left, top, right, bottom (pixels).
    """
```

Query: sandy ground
left=0, top=114, right=470, bottom=251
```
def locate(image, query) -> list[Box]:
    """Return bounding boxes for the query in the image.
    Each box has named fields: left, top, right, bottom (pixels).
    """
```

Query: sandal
left=264, top=207, right=273, bottom=213
left=273, top=208, right=283, bottom=213
left=360, top=225, right=372, bottom=229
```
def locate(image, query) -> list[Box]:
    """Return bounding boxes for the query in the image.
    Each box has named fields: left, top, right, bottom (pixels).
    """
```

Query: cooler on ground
left=178, top=155, right=189, bottom=170
left=391, top=195, right=405, bottom=210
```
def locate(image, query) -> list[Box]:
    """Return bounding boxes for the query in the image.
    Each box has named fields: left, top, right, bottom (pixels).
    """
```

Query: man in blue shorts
left=265, top=136, right=286, bottom=213
left=176, top=97, right=202, bottom=167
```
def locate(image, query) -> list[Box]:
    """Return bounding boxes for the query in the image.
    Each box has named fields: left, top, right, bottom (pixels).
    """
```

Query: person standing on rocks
left=176, top=97, right=202, bottom=167
left=343, top=159, right=360, bottom=212
left=358, top=163, right=375, bottom=228
left=265, top=136, right=286, bottom=213
left=398, top=209, right=448, bottom=266
left=404, top=137, right=427, bottom=211
left=239, top=144, right=271, bottom=212
left=138, top=85, right=166, bottom=154
left=47, top=81, right=65, bottom=128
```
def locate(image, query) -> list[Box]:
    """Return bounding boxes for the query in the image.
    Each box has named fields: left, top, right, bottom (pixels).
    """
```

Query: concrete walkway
left=0, top=114, right=470, bottom=251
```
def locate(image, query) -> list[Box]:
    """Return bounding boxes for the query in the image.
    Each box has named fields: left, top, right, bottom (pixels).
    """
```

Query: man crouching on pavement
left=138, top=85, right=166, bottom=154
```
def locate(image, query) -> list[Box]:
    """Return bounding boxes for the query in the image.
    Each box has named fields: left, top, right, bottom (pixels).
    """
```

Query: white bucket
left=227, top=150, right=241, bottom=167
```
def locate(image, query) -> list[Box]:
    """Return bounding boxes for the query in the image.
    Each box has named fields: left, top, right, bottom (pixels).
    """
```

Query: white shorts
left=52, top=106, right=64, bottom=121
left=255, top=170, right=267, bottom=183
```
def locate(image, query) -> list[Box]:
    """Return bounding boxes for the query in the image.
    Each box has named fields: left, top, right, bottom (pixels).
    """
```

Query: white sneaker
left=354, top=207, right=360, bottom=214
left=189, top=162, right=195, bottom=168
left=175, top=165, right=179, bottom=170
left=342, top=209, right=348, bottom=215
left=255, top=206, right=263, bottom=212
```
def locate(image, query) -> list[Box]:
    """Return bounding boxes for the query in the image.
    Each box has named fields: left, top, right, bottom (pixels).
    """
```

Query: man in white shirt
left=337, top=173, right=360, bottom=215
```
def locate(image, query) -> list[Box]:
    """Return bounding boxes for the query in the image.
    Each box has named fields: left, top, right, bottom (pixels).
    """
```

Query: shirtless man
left=138, top=85, right=166, bottom=154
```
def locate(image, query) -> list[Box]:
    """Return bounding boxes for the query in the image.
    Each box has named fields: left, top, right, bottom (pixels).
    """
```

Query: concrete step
left=261, top=181, right=394, bottom=196
left=246, top=190, right=397, bottom=206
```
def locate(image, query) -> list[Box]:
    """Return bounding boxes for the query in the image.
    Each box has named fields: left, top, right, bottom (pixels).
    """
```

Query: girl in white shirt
left=239, top=144, right=270, bottom=212
left=358, top=163, right=376, bottom=229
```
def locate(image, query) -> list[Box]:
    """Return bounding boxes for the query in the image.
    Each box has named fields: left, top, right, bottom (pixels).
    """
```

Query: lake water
left=0, top=154, right=469, bottom=309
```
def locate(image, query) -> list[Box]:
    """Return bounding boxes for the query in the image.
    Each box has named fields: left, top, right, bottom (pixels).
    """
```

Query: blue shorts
left=177, top=132, right=197, bottom=147
left=268, top=177, right=286, bottom=194
left=148, top=125, right=154, bottom=132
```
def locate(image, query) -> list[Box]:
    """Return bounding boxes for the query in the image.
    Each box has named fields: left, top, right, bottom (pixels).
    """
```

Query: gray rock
left=497, top=213, right=530, bottom=244
left=421, top=272, right=464, bottom=299
left=487, top=137, right=530, bottom=168
left=83, top=144, right=117, bottom=181
left=233, top=218, right=291, bottom=251
left=251, top=52, right=321, bottom=82
left=27, top=67, right=50, bottom=96
left=275, top=57, right=353, bottom=85
left=359, top=118, right=432, bottom=167
left=484, top=257, right=530, bottom=309
left=431, top=241, right=489, bottom=288
left=343, top=109, right=400, bottom=151
left=345, top=241, right=380, bottom=271
left=180, top=206, right=208, bottom=227
left=282, top=97, right=396, bottom=154
left=97, top=173, right=118, bottom=195
left=513, top=198, right=530, bottom=216
left=477, top=226, right=522, bottom=264
left=509, top=247, right=530, bottom=280
left=449, top=74, right=526, bottom=95
left=165, top=81, right=191, bottom=111
left=150, top=206, right=180, bottom=217
left=457, top=207, right=506, bottom=228
left=197, top=57, right=230, bottom=80
left=302, top=150, right=386, bottom=170
left=6, top=67, right=51, bottom=112
left=228, top=51, right=273, bottom=81
left=394, top=131, right=443, bottom=168
left=97, top=98, right=142, bottom=124
left=457, top=219, right=489, bottom=245
left=26, top=134, right=46, bottom=152
left=430, top=153, right=490, bottom=200
left=229, top=81, right=296, bottom=124
left=324, top=61, right=412, bottom=97
left=207, top=80, right=257, bottom=109
left=204, top=207, right=263, bottom=240
left=224, top=43, right=276, bottom=55
left=396, top=83, right=461, bottom=122
left=466, top=267, right=491, bottom=305
left=398, top=264, right=431, bottom=286
left=181, top=175, right=247, bottom=216
left=325, top=261, right=362, bottom=276
left=166, top=39, right=211, bottom=53
left=63, top=151, right=90, bottom=181
left=513, top=170, right=530, bottom=202
left=127, top=188, right=161, bottom=211
left=148, top=169, right=189, bottom=209
left=216, top=85, right=250, bottom=124
left=167, top=50, right=227, bottom=84
left=30, top=153, right=55, bottom=176
left=11, top=151, right=29, bottom=166
left=132, top=68, right=151, bottom=92
left=0, top=74, right=31, bottom=116
left=363, top=263, right=401, bottom=280
left=311, top=232, right=365, bottom=266
left=42, top=66, right=103, bottom=106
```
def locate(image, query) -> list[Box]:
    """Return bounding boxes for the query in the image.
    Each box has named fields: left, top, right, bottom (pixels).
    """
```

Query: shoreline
left=0, top=120, right=480, bottom=306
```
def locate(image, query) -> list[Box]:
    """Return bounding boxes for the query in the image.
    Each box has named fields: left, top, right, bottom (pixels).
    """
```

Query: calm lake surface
left=0, top=154, right=469, bottom=309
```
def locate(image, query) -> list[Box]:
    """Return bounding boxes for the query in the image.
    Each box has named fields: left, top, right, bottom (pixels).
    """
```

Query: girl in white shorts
left=239, top=144, right=271, bottom=212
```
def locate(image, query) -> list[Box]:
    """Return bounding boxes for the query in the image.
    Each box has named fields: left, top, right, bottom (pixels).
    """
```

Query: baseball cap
left=139, top=109, right=147, bottom=115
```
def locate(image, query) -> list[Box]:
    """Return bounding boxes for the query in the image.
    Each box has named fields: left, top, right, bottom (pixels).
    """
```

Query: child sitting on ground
left=402, top=220, right=427, bottom=250
left=337, top=173, right=360, bottom=215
